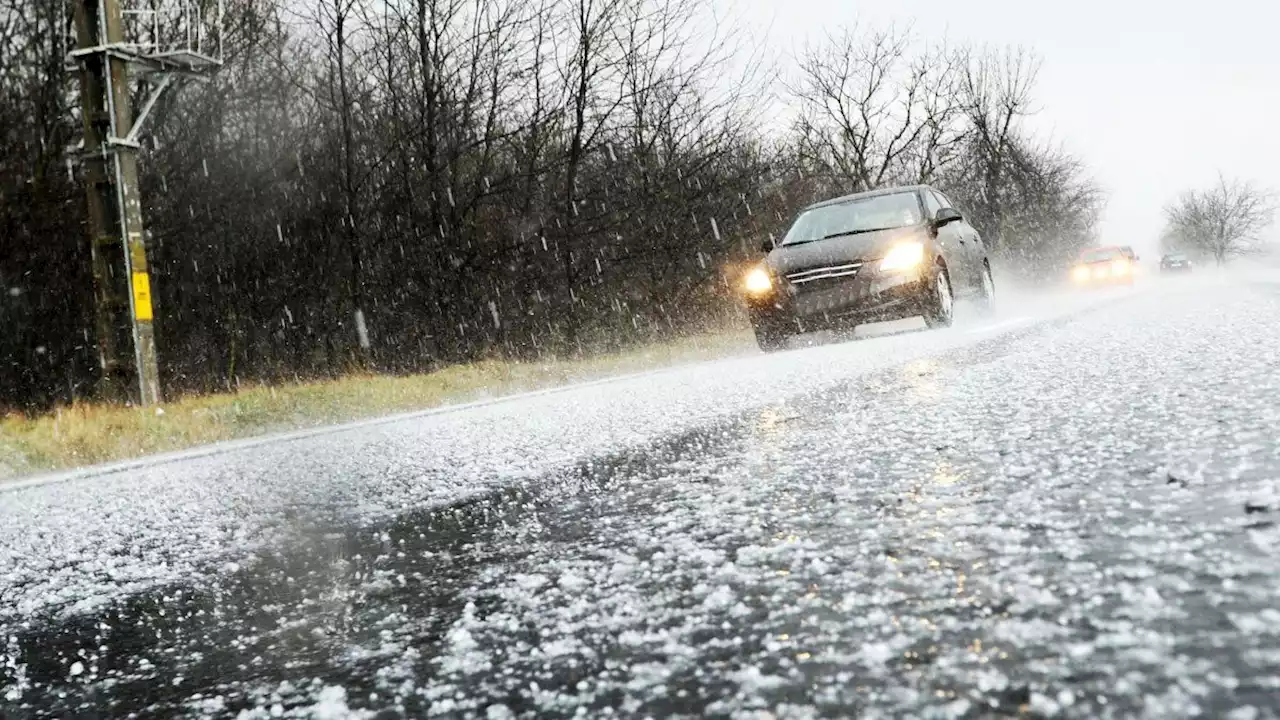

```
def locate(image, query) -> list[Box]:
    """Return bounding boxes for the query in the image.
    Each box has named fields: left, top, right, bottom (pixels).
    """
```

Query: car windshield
left=781, top=191, right=923, bottom=245
left=1079, top=247, right=1123, bottom=263
left=1165, top=253, right=1187, bottom=261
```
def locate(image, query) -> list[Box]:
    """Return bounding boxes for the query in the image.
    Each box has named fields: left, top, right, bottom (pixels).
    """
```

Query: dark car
left=1069, top=245, right=1136, bottom=287
left=741, top=185, right=994, bottom=352
left=1160, top=253, right=1193, bottom=273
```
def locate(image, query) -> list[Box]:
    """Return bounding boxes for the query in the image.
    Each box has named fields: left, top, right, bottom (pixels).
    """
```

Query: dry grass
left=0, top=330, right=755, bottom=478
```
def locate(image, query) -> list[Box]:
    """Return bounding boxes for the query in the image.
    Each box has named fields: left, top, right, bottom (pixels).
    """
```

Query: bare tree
left=789, top=25, right=966, bottom=194
left=952, top=45, right=1041, bottom=253
left=1165, top=175, right=1275, bottom=264
left=322, top=0, right=372, bottom=359
left=552, top=0, right=626, bottom=348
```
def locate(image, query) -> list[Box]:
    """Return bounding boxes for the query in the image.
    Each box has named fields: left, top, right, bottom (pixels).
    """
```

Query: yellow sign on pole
left=131, top=272, right=154, bottom=321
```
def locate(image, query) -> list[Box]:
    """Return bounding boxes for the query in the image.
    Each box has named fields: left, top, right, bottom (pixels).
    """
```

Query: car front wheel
left=754, top=324, right=788, bottom=352
left=922, top=267, right=955, bottom=329
left=747, top=317, right=788, bottom=351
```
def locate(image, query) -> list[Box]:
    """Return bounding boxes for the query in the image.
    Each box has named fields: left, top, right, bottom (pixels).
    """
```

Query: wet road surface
left=4, top=274, right=1280, bottom=718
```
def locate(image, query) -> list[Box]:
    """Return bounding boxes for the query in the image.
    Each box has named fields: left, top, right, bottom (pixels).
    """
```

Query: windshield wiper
left=821, top=226, right=902, bottom=240
left=782, top=226, right=905, bottom=247
left=778, top=225, right=901, bottom=248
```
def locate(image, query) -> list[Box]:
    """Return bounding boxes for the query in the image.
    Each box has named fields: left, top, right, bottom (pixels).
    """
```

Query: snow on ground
left=5, top=273, right=1280, bottom=718
left=390, top=276, right=1280, bottom=718
left=0, top=288, right=1101, bottom=626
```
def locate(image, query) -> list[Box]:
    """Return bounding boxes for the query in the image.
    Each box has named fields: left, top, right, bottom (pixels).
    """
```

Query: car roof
left=803, top=185, right=930, bottom=211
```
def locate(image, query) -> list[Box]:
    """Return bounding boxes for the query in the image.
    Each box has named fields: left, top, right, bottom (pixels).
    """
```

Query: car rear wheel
left=974, top=262, right=996, bottom=315
left=922, top=267, right=954, bottom=329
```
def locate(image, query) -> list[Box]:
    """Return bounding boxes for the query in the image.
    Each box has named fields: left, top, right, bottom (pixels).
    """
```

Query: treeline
left=0, top=2, right=1102, bottom=410
left=787, top=30, right=1103, bottom=273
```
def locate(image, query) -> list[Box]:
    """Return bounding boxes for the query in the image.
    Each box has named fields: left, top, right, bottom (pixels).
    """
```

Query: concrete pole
left=71, top=0, right=162, bottom=406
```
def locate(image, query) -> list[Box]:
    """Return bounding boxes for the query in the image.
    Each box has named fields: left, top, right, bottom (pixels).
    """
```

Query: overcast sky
left=740, top=0, right=1280, bottom=254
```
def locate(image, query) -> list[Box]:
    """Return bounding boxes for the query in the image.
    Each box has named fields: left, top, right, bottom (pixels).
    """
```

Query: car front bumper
left=746, top=267, right=930, bottom=333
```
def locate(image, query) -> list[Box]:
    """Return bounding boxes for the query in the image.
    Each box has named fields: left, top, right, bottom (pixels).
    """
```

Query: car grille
left=786, top=262, right=863, bottom=289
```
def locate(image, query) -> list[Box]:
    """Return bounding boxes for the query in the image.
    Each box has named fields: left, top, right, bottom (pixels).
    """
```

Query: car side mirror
left=760, top=238, right=774, bottom=253
left=933, top=207, right=962, bottom=228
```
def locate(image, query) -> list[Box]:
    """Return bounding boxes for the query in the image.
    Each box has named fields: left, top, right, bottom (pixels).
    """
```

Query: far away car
left=1160, top=253, right=1193, bottom=273
left=1070, top=246, right=1136, bottom=287
left=741, top=185, right=995, bottom=352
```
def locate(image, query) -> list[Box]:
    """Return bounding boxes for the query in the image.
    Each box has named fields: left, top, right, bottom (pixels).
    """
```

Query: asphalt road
left=4, top=271, right=1280, bottom=719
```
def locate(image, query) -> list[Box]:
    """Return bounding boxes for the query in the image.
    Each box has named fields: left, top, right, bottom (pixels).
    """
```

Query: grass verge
left=0, top=330, right=755, bottom=480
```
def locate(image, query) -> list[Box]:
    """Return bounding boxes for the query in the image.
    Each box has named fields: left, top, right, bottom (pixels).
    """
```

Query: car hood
left=767, top=226, right=925, bottom=276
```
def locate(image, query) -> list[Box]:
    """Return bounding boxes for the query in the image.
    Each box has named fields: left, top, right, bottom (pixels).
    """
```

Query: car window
left=922, top=190, right=943, bottom=218
left=781, top=191, right=924, bottom=245
left=932, top=190, right=953, bottom=209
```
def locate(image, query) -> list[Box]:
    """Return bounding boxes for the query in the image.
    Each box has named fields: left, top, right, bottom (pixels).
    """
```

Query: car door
left=932, top=190, right=982, bottom=289
left=923, top=189, right=973, bottom=287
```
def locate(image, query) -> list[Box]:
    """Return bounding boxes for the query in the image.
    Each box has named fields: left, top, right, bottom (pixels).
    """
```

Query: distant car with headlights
left=741, top=185, right=994, bottom=352
left=1160, top=253, right=1193, bottom=273
left=1070, top=246, right=1136, bottom=287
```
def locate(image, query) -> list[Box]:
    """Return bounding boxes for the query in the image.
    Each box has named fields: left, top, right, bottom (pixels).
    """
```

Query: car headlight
left=1112, top=258, right=1130, bottom=275
left=1072, top=266, right=1090, bottom=282
left=879, top=241, right=926, bottom=272
left=743, top=267, right=773, bottom=295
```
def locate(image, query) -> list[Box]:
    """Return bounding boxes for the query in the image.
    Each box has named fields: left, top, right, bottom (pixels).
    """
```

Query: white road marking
left=968, top=316, right=1033, bottom=334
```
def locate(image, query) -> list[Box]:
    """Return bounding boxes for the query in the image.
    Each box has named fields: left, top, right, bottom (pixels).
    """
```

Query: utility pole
left=68, top=0, right=222, bottom=405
